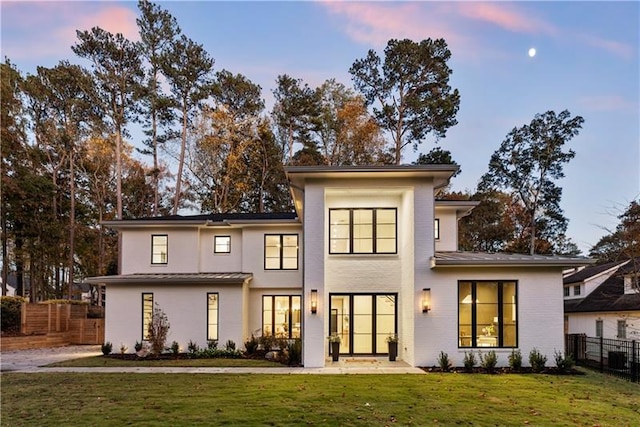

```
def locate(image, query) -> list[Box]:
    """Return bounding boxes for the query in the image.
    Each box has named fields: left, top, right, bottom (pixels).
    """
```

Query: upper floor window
left=434, top=219, right=440, bottom=240
left=563, top=286, right=570, bottom=297
left=595, top=319, right=603, bottom=337
left=214, top=236, right=231, bottom=254
left=573, top=285, right=581, bottom=296
left=264, top=234, right=298, bottom=270
left=329, top=208, right=397, bottom=254
left=458, top=281, right=517, bottom=348
left=151, top=235, right=168, bottom=264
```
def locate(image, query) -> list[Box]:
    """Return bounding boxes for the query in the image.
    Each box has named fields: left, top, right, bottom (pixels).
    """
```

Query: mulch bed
left=420, top=366, right=585, bottom=375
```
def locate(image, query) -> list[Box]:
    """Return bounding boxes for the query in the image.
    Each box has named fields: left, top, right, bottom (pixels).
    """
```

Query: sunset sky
left=2, top=1, right=638, bottom=254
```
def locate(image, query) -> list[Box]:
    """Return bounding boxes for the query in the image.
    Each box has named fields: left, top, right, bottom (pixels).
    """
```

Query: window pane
left=283, top=235, right=298, bottom=248
left=376, top=209, right=395, bottom=224
left=152, top=235, right=168, bottom=264
left=353, top=237, right=373, bottom=253
left=142, top=293, right=153, bottom=340
left=353, top=209, right=373, bottom=225
left=263, top=296, right=273, bottom=336
left=291, top=297, right=301, bottom=338
left=214, top=236, right=231, bottom=253
left=330, top=210, right=350, bottom=253
left=274, top=296, right=289, bottom=337
left=207, top=293, right=218, bottom=341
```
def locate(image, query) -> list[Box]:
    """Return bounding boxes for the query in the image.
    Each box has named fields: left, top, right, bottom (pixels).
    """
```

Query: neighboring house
left=86, top=165, right=592, bottom=367
left=564, top=258, right=640, bottom=341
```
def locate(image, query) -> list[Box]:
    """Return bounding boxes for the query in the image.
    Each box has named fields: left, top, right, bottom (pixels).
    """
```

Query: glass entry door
left=329, top=294, right=397, bottom=355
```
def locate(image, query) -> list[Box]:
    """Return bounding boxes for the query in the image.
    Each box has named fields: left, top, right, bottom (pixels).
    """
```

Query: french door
left=329, top=293, right=397, bottom=355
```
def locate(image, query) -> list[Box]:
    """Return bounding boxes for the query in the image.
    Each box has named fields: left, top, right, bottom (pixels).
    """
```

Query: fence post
left=573, top=335, right=579, bottom=363
left=599, top=336, right=604, bottom=373
left=20, top=302, right=27, bottom=334
left=633, top=340, right=638, bottom=383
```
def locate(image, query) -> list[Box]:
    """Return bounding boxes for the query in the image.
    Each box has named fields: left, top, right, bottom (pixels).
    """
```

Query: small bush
left=554, top=350, right=575, bottom=373
left=134, top=341, right=143, bottom=352
left=463, top=351, right=477, bottom=372
left=529, top=348, right=548, bottom=373
left=508, top=349, right=523, bottom=371
left=244, top=335, right=259, bottom=355
left=259, top=335, right=276, bottom=352
left=187, top=340, right=200, bottom=356
left=170, top=341, right=180, bottom=357
left=437, top=351, right=452, bottom=372
left=207, top=340, right=218, bottom=350
left=147, top=303, right=170, bottom=354
left=101, top=342, right=113, bottom=355
left=479, top=350, right=498, bottom=373
left=224, top=340, right=236, bottom=351
left=285, top=339, right=302, bottom=366
left=119, top=343, right=128, bottom=354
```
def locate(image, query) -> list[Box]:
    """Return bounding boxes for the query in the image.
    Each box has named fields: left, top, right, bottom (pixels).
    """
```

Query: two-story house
left=86, top=165, right=592, bottom=367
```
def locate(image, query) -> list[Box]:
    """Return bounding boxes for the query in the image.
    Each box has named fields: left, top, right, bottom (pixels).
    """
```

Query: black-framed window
left=329, top=208, right=397, bottom=254
left=458, top=281, right=517, bottom=348
left=214, top=236, right=231, bottom=254
left=573, top=285, right=581, bottom=296
left=434, top=218, right=440, bottom=240
left=264, top=234, right=298, bottom=270
left=207, top=293, right=219, bottom=341
left=142, top=293, right=153, bottom=340
left=563, top=286, right=570, bottom=297
left=262, top=295, right=301, bottom=338
left=151, top=234, right=168, bottom=264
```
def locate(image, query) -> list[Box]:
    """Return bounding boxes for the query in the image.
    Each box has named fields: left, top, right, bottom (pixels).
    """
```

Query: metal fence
left=565, top=334, right=639, bottom=383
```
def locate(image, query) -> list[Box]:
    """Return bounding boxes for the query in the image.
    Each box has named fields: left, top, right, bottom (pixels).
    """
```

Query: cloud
left=579, top=34, right=636, bottom=60
left=579, top=95, right=638, bottom=113
left=1, top=2, right=139, bottom=62
left=454, top=2, right=558, bottom=36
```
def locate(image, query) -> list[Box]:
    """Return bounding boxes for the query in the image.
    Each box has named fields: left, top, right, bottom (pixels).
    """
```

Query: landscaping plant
left=437, top=351, right=452, bottom=372
left=101, top=342, right=113, bottom=355
left=479, top=350, right=498, bottom=373
left=529, top=348, right=548, bottom=373
left=508, top=349, right=522, bottom=371
left=463, top=351, right=477, bottom=372
left=554, top=350, right=575, bottom=373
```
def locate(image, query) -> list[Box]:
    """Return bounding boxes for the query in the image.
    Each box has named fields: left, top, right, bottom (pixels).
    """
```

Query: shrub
left=463, top=351, right=477, bottom=372
left=508, top=349, right=523, bottom=371
left=529, top=348, right=548, bottom=373
left=207, top=340, right=218, bottom=350
left=187, top=340, right=200, bottom=356
left=224, top=340, right=236, bottom=351
left=134, top=340, right=143, bottom=352
left=437, top=351, right=452, bottom=372
left=554, top=350, right=575, bottom=373
left=286, top=339, right=302, bottom=366
left=259, top=334, right=276, bottom=352
left=244, top=335, right=259, bottom=355
left=147, top=303, right=170, bottom=354
left=101, top=342, right=113, bottom=355
left=479, top=350, right=498, bottom=373
left=119, top=343, right=128, bottom=354
left=170, top=341, right=180, bottom=357
left=0, top=296, right=24, bottom=334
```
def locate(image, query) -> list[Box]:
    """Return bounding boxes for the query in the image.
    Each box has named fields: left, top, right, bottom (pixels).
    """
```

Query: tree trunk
left=68, top=143, right=75, bottom=300
left=172, top=103, right=188, bottom=215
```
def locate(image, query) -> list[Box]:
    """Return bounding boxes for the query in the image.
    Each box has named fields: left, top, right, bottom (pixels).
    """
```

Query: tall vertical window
left=262, top=295, right=301, bottom=338
left=573, top=285, right=581, bottom=296
left=151, top=235, right=168, bottom=264
left=617, top=320, right=626, bottom=339
left=458, top=281, right=517, bottom=348
left=142, top=293, right=153, bottom=340
left=264, top=234, right=298, bottom=270
left=434, top=219, right=440, bottom=240
left=329, top=208, right=397, bottom=254
left=563, top=287, right=570, bottom=297
left=595, top=319, right=603, bottom=337
left=214, top=236, right=231, bottom=253
left=207, top=293, right=219, bottom=341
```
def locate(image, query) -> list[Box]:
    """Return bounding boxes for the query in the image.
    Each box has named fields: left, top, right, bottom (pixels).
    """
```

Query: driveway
left=1, top=345, right=102, bottom=372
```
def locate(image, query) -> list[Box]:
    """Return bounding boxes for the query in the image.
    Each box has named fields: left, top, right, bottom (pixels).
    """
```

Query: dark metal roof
left=103, top=212, right=299, bottom=227
left=563, top=260, right=628, bottom=284
left=84, top=272, right=253, bottom=285
left=432, top=251, right=594, bottom=268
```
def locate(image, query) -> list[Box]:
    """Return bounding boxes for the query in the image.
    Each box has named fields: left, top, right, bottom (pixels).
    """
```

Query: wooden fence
left=1, top=303, right=104, bottom=351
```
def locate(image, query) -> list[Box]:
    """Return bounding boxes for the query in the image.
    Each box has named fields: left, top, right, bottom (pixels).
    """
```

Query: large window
left=142, top=293, right=153, bottom=340
left=264, top=234, right=298, bottom=270
left=262, top=295, right=301, bottom=338
left=458, top=281, right=517, bottom=348
left=151, top=235, right=168, bottom=264
left=207, top=293, right=219, bottom=341
left=329, top=208, right=397, bottom=254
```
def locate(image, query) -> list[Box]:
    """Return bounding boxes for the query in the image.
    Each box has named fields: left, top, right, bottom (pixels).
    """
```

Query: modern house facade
left=564, top=259, right=640, bottom=341
left=86, top=165, right=592, bottom=367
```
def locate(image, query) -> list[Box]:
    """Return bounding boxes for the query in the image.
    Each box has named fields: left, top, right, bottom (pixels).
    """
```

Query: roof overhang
left=84, top=272, right=253, bottom=285
left=435, top=200, right=480, bottom=219
left=431, top=252, right=595, bottom=268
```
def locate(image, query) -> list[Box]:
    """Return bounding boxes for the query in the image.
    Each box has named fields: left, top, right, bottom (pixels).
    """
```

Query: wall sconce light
left=310, top=289, right=318, bottom=314
left=422, top=288, right=431, bottom=313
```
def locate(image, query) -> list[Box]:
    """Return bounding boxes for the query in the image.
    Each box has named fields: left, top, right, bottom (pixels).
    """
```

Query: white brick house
left=86, top=165, right=592, bottom=367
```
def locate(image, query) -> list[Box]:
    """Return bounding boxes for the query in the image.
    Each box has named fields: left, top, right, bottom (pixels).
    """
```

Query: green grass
left=1, top=370, right=638, bottom=426
left=45, top=355, right=284, bottom=368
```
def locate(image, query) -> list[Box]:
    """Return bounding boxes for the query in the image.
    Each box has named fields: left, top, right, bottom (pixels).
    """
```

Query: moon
left=528, top=47, right=537, bottom=58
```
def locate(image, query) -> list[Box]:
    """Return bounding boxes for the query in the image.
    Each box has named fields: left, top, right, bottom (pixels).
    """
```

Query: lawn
left=1, top=370, right=638, bottom=426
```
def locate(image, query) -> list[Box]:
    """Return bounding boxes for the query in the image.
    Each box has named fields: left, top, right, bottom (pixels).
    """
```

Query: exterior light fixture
left=422, top=288, right=431, bottom=313
left=310, top=289, right=318, bottom=314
